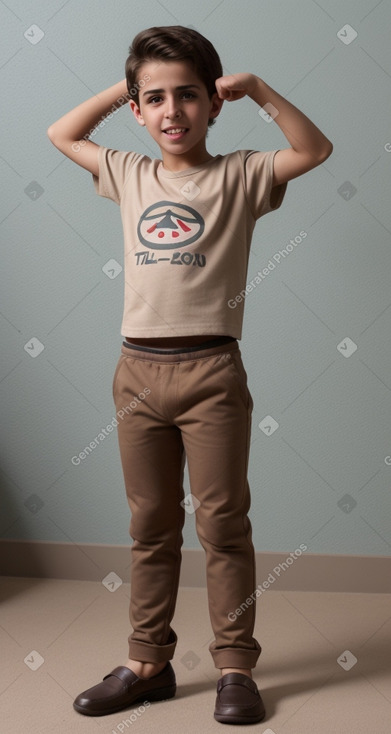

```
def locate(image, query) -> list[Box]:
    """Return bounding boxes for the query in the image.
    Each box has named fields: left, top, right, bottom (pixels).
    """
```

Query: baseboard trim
left=0, top=539, right=390, bottom=593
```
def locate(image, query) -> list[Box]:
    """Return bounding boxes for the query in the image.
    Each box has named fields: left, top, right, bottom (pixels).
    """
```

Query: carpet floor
left=1, top=576, right=390, bottom=733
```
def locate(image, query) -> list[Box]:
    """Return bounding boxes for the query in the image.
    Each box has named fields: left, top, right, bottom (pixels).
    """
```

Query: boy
left=47, top=25, right=332, bottom=725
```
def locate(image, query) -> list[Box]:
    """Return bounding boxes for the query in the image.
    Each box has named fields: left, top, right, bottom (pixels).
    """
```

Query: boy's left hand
left=215, top=73, right=257, bottom=101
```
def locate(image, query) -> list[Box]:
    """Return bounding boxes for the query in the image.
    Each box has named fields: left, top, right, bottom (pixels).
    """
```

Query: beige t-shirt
left=92, top=146, right=287, bottom=339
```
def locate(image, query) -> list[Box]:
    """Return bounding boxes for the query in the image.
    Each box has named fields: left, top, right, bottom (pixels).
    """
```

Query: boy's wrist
left=97, top=79, right=130, bottom=107
left=246, top=75, right=268, bottom=105
left=117, top=78, right=131, bottom=102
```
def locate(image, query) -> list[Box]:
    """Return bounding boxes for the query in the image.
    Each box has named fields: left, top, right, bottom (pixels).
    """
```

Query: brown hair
left=125, top=25, right=223, bottom=127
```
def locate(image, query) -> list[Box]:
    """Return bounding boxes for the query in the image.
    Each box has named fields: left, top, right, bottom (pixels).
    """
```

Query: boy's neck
left=159, top=142, right=214, bottom=173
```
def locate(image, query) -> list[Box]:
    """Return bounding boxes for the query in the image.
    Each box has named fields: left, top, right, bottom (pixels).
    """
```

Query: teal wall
left=1, top=0, right=391, bottom=556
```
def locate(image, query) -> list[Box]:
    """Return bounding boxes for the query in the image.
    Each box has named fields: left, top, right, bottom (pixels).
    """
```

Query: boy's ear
left=129, top=99, right=145, bottom=126
left=209, top=91, right=224, bottom=121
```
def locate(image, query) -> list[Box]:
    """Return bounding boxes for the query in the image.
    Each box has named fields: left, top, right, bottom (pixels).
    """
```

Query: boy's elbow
left=319, top=142, right=333, bottom=162
left=47, top=124, right=64, bottom=145
left=47, top=125, right=64, bottom=150
left=47, top=124, right=56, bottom=142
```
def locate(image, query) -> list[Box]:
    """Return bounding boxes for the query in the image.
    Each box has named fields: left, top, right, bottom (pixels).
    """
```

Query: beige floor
left=1, top=576, right=390, bottom=734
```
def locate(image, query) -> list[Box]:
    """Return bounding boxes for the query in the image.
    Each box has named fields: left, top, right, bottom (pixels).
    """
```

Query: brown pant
left=112, top=337, right=261, bottom=669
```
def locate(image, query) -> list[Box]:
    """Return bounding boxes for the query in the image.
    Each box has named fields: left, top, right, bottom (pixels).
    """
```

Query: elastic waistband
left=121, top=336, right=239, bottom=362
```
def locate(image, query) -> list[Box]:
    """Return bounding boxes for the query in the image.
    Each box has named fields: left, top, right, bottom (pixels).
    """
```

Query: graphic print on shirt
left=135, top=200, right=206, bottom=267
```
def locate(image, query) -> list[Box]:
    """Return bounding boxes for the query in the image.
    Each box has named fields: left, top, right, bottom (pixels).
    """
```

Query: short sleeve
left=92, top=146, right=141, bottom=204
left=241, top=149, right=287, bottom=220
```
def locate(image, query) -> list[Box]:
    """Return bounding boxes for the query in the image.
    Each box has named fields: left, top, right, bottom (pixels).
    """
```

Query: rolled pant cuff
left=209, top=641, right=262, bottom=669
left=128, top=631, right=177, bottom=663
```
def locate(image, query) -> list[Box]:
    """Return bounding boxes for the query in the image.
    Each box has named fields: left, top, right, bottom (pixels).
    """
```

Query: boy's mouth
left=163, top=127, right=189, bottom=140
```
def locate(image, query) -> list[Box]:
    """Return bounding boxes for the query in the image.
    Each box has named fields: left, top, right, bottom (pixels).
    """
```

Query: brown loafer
left=214, top=672, right=265, bottom=724
left=73, top=663, right=176, bottom=716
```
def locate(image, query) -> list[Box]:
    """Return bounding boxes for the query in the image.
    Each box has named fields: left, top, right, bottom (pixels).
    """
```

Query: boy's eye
left=148, top=92, right=196, bottom=104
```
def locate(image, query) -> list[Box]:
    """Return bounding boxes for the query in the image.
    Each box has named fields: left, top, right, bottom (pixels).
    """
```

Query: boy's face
left=129, top=60, right=223, bottom=168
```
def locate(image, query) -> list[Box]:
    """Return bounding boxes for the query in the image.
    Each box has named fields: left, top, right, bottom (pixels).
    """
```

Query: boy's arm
left=47, top=79, right=130, bottom=177
left=215, top=73, right=333, bottom=186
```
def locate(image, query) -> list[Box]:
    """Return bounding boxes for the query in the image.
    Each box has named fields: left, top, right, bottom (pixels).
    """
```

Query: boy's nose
left=164, top=97, right=182, bottom=119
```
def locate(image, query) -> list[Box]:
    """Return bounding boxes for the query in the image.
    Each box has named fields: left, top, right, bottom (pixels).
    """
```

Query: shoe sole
left=73, top=685, right=176, bottom=717
left=214, top=710, right=266, bottom=724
